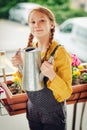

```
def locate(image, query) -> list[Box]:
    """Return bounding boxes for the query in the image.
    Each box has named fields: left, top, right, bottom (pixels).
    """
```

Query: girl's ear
left=51, top=25, right=54, bottom=29
left=50, top=22, right=55, bottom=29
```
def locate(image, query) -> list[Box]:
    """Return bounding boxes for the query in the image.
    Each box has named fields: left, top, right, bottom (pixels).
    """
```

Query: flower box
left=1, top=98, right=26, bottom=116
left=66, top=84, right=87, bottom=104
left=0, top=81, right=28, bottom=115
left=0, top=78, right=87, bottom=115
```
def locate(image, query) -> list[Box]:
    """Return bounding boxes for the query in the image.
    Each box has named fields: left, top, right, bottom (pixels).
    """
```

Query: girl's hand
left=11, top=48, right=23, bottom=68
left=40, top=61, right=56, bottom=81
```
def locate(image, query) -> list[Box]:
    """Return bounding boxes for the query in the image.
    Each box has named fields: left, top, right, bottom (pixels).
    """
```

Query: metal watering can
left=22, top=47, right=44, bottom=91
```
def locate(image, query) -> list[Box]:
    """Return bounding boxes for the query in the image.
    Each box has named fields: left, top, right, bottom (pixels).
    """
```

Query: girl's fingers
left=43, top=61, right=53, bottom=68
left=15, top=48, right=21, bottom=56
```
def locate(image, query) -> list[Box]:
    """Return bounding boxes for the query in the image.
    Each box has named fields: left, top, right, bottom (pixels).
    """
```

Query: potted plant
left=0, top=71, right=28, bottom=112
left=66, top=54, right=87, bottom=104
left=71, top=54, right=87, bottom=85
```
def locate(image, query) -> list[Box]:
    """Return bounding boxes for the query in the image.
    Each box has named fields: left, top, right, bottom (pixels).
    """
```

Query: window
left=60, top=23, right=73, bottom=33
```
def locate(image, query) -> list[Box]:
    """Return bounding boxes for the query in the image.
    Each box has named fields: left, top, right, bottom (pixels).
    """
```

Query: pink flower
left=0, top=87, right=4, bottom=93
left=71, top=54, right=81, bottom=66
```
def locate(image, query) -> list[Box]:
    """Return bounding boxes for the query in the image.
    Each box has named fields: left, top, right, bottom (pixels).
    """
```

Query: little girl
left=11, top=6, right=72, bottom=130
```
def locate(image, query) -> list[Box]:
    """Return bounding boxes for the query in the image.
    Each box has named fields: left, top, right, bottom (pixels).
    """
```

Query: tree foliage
left=28, top=0, right=69, bottom=5
left=0, top=0, right=87, bottom=24
left=0, top=0, right=28, bottom=18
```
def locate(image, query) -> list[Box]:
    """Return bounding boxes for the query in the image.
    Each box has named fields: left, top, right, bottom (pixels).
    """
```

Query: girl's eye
left=31, top=21, right=35, bottom=24
left=40, top=19, right=45, bottom=22
left=30, top=19, right=46, bottom=24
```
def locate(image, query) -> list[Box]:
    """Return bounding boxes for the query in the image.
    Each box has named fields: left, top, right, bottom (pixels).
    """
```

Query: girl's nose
left=35, top=22, right=39, bottom=27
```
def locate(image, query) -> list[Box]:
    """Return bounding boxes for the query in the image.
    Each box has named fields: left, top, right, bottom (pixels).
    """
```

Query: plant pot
left=67, top=84, right=87, bottom=104
left=0, top=82, right=28, bottom=111
left=1, top=98, right=26, bottom=116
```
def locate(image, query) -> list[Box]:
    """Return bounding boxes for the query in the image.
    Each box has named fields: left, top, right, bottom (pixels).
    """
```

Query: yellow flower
left=12, top=71, right=23, bottom=91
left=12, top=71, right=22, bottom=78
left=73, top=70, right=81, bottom=76
left=78, top=65, right=84, bottom=70
left=12, top=72, right=17, bottom=77
left=13, top=76, right=19, bottom=82
left=16, top=71, right=22, bottom=78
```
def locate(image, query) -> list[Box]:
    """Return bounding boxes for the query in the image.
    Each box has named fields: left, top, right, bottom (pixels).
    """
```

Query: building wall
left=70, top=0, right=87, bottom=12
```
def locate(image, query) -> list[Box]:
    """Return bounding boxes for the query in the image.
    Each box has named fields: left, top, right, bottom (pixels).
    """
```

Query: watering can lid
left=24, top=47, right=40, bottom=52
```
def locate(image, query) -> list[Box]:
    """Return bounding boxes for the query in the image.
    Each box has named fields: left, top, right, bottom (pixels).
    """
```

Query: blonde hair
left=27, top=6, right=56, bottom=47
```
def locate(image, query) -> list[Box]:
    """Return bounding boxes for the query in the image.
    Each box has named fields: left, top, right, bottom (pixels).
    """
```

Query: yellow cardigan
left=41, top=40, right=72, bottom=102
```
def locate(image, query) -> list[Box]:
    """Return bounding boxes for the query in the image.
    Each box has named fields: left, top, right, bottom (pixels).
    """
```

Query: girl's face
left=29, top=11, right=53, bottom=39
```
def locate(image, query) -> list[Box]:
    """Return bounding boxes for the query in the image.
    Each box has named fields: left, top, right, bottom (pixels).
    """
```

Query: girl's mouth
left=35, top=29, right=43, bottom=32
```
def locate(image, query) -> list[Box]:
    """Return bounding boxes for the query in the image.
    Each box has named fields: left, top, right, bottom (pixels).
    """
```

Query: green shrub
left=0, top=0, right=87, bottom=25
left=0, top=7, right=9, bottom=18
left=47, top=5, right=87, bottom=24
